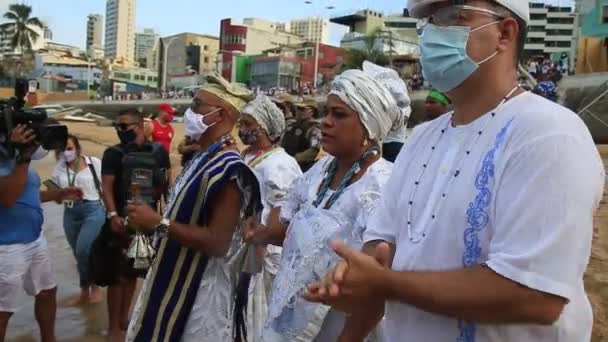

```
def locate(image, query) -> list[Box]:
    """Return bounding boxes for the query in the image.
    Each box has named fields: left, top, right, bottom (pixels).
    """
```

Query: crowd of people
left=0, top=0, right=604, bottom=342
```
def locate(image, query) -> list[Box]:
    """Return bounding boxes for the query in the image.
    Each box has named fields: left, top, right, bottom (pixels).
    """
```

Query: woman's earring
left=363, top=139, right=368, bottom=147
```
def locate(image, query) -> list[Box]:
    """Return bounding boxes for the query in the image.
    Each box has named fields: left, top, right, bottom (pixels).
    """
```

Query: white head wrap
left=329, top=62, right=407, bottom=141
left=241, top=95, right=286, bottom=142
left=362, top=61, right=411, bottom=134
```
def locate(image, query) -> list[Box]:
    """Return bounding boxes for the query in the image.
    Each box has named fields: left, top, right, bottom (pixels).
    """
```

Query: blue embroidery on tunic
left=457, top=119, right=513, bottom=342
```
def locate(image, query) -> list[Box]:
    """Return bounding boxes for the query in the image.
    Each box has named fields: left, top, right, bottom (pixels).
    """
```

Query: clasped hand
left=303, top=240, right=392, bottom=314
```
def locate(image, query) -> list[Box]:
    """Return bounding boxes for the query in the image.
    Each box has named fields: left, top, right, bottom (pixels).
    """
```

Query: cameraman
left=0, top=125, right=81, bottom=342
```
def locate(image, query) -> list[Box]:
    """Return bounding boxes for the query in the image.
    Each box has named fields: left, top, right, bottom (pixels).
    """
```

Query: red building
left=297, top=43, right=346, bottom=88
left=219, top=19, right=247, bottom=80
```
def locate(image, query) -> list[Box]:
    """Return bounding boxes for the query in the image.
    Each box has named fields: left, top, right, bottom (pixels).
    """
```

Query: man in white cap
left=305, top=1, right=605, bottom=341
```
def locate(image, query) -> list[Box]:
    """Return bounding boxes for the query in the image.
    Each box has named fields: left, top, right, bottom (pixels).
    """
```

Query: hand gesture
left=110, top=216, right=127, bottom=237
left=127, top=203, right=161, bottom=231
left=60, top=187, right=83, bottom=201
left=243, top=217, right=266, bottom=245
left=303, top=240, right=391, bottom=313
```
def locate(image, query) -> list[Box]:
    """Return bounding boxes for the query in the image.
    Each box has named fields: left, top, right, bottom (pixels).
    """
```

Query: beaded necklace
left=165, top=134, right=233, bottom=215
left=406, top=86, right=520, bottom=243
left=312, top=146, right=379, bottom=210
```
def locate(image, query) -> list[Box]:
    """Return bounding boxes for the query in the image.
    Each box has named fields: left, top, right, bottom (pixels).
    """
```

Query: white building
left=43, top=24, right=53, bottom=41
left=135, top=28, right=159, bottom=68
left=525, top=2, right=578, bottom=61
left=105, top=0, right=136, bottom=65
left=87, top=14, right=104, bottom=58
left=289, top=17, right=330, bottom=44
left=0, top=25, right=46, bottom=56
left=340, top=31, right=419, bottom=57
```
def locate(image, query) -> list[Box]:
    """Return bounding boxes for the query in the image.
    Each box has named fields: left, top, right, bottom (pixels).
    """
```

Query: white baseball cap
left=407, top=0, right=530, bottom=25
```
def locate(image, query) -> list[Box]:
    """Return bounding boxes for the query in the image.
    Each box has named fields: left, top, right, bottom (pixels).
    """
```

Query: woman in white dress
left=246, top=63, right=409, bottom=341
left=238, top=95, right=303, bottom=339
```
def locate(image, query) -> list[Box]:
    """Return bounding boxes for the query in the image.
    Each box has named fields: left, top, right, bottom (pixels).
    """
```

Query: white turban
left=362, top=61, right=411, bottom=134
left=241, top=95, right=286, bottom=142
left=329, top=62, right=406, bottom=141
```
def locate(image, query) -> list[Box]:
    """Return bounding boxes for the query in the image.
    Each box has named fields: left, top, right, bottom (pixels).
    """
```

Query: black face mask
left=238, top=129, right=258, bottom=146
left=117, top=129, right=137, bottom=145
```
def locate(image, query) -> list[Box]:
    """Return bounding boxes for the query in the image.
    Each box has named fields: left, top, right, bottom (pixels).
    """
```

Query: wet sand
left=6, top=122, right=608, bottom=341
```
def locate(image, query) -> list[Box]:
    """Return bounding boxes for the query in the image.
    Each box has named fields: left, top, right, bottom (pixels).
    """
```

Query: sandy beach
left=5, top=121, right=608, bottom=341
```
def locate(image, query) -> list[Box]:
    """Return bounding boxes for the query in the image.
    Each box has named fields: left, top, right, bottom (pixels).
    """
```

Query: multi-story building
left=0, top=25, right=46, bottom=56
left=289, top=17, right=330, bottom=44
left=219, top=18, right=304, bottom=80
left=331, top=9, right=419, bottom=58
left=135, top=28, right=159, bottom=68
left=86, top=14, right=103, bottom=58
left=158, top=33, right=220, bottom=89
left=525, top=2, right=578, bottom=62
left=43, top=24, right=53, bottom=41
left=105, top=0, right=136, bottom=65
left=384, top=9, right=418, bottom=40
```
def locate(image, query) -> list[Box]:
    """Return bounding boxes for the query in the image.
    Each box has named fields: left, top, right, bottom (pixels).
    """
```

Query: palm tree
left=1, top=3, right=44, bottom=52
left=342, top=29, right=390, bottom=71
left=0, top=3, right=43, bottom=76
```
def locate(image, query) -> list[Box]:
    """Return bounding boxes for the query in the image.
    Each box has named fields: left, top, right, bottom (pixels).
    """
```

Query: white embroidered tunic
left=364, top=92, right=605, bottom=342
left=245, top=148, right=302, bottom=340
left=261, top=156, right=392, bottom=341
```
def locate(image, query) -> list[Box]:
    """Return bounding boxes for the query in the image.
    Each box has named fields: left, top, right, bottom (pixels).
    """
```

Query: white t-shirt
left=364, top=92, right=605, bottom=342
left=51, top=156, right=102, bottom=201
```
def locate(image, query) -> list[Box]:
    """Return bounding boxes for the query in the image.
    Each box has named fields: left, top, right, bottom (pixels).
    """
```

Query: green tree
left=0, top=4, right=43, bottom=76
left=341, top=29, right=391, bottom=71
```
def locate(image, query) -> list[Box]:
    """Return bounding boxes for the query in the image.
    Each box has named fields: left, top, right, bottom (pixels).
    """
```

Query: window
left=530, top=13, right=546, bottom=20
left=204, top=45, right=208, bottom=51
left=204, top=57, right=209, bottom=63
left=602, top=5, right=608, bottom=24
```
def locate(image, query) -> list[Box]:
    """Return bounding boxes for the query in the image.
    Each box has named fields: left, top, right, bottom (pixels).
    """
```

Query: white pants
left=0, top=236, right=56, bottom=312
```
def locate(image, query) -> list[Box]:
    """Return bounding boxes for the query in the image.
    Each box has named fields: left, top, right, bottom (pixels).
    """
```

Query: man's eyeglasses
left=416, top=5, right=505, bottom=35
left=113, top=122, right=139, bottom=131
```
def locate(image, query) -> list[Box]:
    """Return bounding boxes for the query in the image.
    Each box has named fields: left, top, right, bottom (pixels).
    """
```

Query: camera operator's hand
left=10, top=125, right=37, bottom=162
left=9, top=125, right=35, bottom=146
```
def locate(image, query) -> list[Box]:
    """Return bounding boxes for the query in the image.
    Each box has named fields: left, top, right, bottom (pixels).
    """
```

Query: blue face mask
left=419, top=22, right=500, bottom=92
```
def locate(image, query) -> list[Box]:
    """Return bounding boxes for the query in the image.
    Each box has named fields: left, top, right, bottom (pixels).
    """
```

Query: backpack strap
left=86, top=156, right=105, bottom=208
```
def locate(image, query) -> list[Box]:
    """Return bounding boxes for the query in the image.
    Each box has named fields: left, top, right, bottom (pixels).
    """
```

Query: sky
left=0, top=0, right=576, bottom=50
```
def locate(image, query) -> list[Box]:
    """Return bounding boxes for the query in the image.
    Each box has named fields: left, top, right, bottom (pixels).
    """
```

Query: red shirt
left=151, top=119, right=174, bottom=152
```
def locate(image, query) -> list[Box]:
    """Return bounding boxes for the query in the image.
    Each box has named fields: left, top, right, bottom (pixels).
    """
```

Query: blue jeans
left=63, top=200, right=105, bottom=288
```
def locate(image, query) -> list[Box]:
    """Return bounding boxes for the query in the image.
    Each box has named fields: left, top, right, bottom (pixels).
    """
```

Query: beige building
left=86, top=15, right=103, bottom=51
left=240, top=18, right=304, bottom=54
left=161, top=33, right=220, bottom=87
left=105, top=0, right=136, bottom=65
left=289, top=17, right=330, bottom=44
left=135, top=28, right=159, bottom=68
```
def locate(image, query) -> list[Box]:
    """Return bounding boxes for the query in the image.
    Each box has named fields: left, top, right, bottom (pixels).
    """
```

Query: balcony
left=530, top=7, right=548, bottom=14
left=524, top=43, right=546, bottom=50
left=547, top=12, right=574, bottom=18
left=527, top=31, right=547, bottom=38
left=545, top=35, right=574, bottom=41
left=546, top=23, right=574, bottom=29
left=544, top=46, right=571, bottom=53
left=529, top=19, right=548, bottom=26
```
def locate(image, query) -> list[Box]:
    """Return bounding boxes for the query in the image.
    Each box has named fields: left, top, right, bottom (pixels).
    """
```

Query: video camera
left=0, top=78, right=67, bottom=151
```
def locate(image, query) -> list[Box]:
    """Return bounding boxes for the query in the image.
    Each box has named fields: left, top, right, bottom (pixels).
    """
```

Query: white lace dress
left=260, top=156, right=392, bottom=342
left=244, top=148, right=302, bottom=341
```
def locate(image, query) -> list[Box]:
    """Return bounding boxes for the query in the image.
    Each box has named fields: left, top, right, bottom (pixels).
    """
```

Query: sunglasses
left=113, top=122, right=139, bottom=131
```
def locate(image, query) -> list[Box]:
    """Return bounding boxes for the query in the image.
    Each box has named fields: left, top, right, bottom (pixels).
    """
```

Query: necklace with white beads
left=406, top=86, right=520, bottom=243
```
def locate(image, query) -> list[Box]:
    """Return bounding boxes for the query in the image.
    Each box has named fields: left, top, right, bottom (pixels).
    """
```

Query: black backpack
left=112, top=142, right=168, bottom=209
